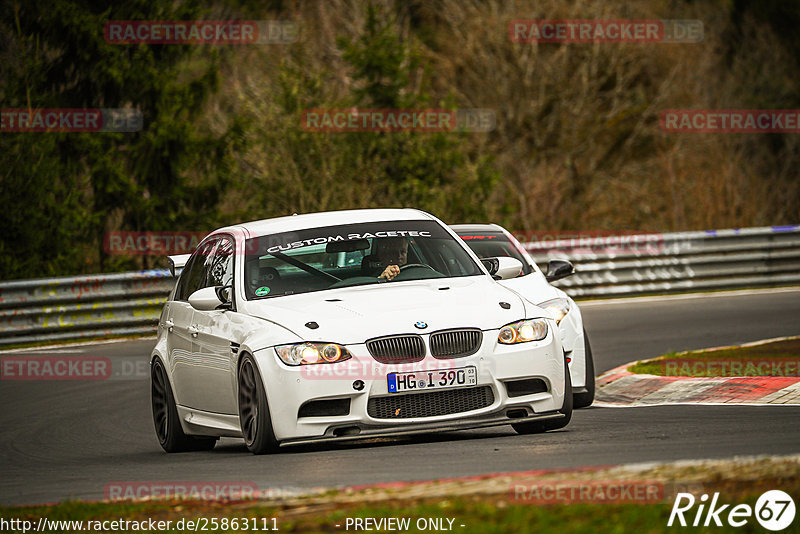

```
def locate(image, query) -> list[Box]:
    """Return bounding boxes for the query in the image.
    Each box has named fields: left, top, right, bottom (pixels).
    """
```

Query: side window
left=178, top=239, right=218, bottom=301
left=175, top=254, right=199, bottom=301
left=207, top=236, right=234, bottom=287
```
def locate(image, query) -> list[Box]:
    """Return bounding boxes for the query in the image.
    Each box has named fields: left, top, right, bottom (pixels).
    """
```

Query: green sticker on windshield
left=255, top=286, right=270, bottom=296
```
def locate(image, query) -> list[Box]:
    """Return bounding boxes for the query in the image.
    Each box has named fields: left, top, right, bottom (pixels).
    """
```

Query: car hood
left=498, top=272, right=562, bottom=305
left=243, top=276, right=541, bottom=345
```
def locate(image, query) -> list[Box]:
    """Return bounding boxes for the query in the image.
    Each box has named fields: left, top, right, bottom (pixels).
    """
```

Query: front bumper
left=280, top=409, right=566, bottom=447
left=252, top=323, right=565, bottom=442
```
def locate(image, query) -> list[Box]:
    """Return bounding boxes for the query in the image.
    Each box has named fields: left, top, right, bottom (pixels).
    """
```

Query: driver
left=373, top=237, right=408, bottom=281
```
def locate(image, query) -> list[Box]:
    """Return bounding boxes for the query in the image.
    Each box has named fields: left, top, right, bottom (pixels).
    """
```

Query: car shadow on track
left=207, top=426, right=571, bottom=456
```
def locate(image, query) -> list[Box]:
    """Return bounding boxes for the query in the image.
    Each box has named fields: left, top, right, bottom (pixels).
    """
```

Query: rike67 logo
left=669, top=490, right=796, bottom=531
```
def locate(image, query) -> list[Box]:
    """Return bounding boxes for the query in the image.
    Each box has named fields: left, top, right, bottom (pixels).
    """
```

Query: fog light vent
left=298, top=398, right=351, bottom=418
left=504, top=378, right=548, bottom=398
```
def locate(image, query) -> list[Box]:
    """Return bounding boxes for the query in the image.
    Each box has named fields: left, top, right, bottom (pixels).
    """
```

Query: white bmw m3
left=151, top=209, right=572, bottom=454
left=451, top=224, right=595, bottom=408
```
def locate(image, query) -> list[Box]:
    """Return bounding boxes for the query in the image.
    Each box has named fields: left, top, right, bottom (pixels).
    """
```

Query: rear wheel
left=151, top=359, right=217, bottom=452
left=512, top=356, right=573, bottom=434
left=573, top=329, right=596, bottom=408
left=238, top=355, right=279, bottom=454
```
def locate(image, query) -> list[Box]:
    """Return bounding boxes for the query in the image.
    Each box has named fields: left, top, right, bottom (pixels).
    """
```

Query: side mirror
left=545, top=259, right=575, bottom=282
left=168, top=254, right=191, bottom=277
left=481, top=256, right=523, bottom=280
left=188, top=286, right=232, bottom=311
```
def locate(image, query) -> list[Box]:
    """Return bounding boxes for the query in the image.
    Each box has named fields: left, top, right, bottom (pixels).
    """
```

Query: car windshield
left=455, top=231, right=533, bottom=276
left=244, top=220, right=483, bottom=299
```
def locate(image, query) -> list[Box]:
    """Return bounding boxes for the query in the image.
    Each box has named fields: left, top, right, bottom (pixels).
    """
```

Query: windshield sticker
left=254, top=286, right=271, bottom=296
left=247, top=220, right=450, bottom=257
left=265, top=230, right=432, bottom=254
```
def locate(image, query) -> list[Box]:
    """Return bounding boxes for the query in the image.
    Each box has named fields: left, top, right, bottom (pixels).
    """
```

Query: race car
left=151, top=209, right=573, bottom=454
left=451, top=224, right=595, bottom=408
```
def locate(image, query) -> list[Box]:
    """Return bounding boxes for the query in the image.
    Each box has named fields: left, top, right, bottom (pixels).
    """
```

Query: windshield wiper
left=269, top=251, right=341, bottom=282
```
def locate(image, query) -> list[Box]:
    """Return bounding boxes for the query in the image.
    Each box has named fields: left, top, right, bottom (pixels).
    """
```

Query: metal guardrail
left=0, top=271, right=174, bottom=346
left=0, top=225, right=798, bottom=346
left=528, top=225, right=800, bottom=297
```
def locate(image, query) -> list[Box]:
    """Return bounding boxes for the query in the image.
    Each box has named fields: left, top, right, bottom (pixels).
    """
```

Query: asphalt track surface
left=1, top=288, right=799, bottom=506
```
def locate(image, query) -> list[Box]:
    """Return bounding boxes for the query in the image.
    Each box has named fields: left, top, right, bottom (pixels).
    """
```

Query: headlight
left=538, top=297, right=571, bottom=325
left=498, top=319, right=548, bottom=344
left=275, top=342, right=352, bottom=366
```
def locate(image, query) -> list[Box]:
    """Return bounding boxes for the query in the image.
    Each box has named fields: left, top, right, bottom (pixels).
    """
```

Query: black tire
left=573, top=329, right=596, bottom=408
left=151, top=358, right=217, bottom=452
left=238, top=354, right=280, bottom=454
left=512, top=355, right=573, bottom=434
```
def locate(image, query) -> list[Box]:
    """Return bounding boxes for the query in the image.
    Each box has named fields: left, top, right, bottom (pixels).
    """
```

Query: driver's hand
left=378, top=265, right=400, bottom=280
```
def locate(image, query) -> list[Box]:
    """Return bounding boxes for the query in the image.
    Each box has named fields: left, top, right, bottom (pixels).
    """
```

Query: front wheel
left=573, top=329, right=596, bottom=408
left=151, top=358, right=217, bottom=452
left=512, top=356, right=573, bottom=434
left=238, top=355, right=279, bottom=454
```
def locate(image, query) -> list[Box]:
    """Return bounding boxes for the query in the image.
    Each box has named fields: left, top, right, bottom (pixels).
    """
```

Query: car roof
left=214, top=208, right=435, bottom=238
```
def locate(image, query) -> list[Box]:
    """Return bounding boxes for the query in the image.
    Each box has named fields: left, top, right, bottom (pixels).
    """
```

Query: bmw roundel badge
left=414, top=321, right=428, bottom=329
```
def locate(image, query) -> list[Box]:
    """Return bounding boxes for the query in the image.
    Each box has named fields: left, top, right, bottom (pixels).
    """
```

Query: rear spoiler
left=168, top=254, right=191, bottom=277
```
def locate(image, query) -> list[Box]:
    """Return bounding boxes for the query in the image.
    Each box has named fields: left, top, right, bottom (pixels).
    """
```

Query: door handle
left=164, top=320, right=175, bottom=332
left=188, top=325, right=200, bottom=337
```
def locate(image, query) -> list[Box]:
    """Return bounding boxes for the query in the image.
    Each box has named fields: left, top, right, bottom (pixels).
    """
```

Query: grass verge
left=2, top=481, right=799, bottom=533
left=2, top=457, right=799, bottom=533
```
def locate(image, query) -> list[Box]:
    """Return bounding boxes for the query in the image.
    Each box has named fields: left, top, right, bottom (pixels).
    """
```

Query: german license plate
left=387, top=366, right=477, bottom=393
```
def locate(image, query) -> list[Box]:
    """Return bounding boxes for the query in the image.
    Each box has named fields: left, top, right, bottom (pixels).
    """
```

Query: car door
left=169, top=238, right=219, bottom=410
left=190, top=235, right=239, bottom=414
